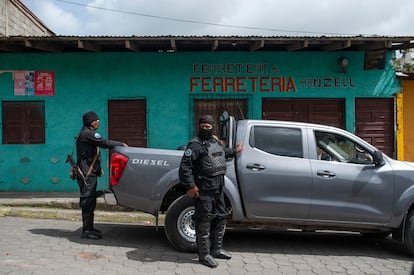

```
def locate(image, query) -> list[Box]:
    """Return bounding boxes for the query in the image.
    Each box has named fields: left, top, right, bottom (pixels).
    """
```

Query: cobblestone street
left=0, top=216, right=412, bottom=274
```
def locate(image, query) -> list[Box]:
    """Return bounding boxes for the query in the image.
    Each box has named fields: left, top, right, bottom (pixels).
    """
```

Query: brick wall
left=0, top=0, right=54, bottom=36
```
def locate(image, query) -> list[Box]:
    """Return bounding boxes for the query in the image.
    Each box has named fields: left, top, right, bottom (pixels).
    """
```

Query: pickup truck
left=106, top=112, right=414, bottom=255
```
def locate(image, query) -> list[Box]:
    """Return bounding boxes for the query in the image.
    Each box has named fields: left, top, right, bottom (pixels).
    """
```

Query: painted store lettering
left=190, top=76, right=297, bottom=93
left=192, top=63, right=278, bottom=74
left=300, top=77, right=354, bottom=88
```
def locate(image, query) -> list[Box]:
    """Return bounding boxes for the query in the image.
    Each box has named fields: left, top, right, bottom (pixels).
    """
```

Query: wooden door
left=262, top=99, right=345, bottom=129
left=355, top=98, right=394, bottom=158
left=108, top=100, right=147, bottom=147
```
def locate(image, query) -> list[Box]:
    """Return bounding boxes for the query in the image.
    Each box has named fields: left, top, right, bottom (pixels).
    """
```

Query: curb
left=0, top=195, right=165, bottom=225
left=0, top=197, right=127, bottom=211
left=0, top=206, right=161, bottom=225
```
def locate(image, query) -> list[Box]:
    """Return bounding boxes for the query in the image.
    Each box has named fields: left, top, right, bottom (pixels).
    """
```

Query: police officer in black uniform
left=76, top=111, right=127, bottom=239
left=179, top=115, right=243, bottom=268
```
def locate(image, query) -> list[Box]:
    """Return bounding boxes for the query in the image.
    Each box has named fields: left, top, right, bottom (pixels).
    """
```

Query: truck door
left=309, top=129, right=393, bottom=224
left=236, top=123, right=312, bottom=220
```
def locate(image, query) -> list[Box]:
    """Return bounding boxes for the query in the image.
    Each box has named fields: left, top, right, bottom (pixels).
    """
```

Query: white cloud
left=21, top=0, right=414, bottom=36
left=28, top=0, right=83, bottom=34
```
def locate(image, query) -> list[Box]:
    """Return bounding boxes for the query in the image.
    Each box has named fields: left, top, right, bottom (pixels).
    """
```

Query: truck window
left=315, top=131, right=374, bottom=164
left=250, top=126, right=303, bottom=158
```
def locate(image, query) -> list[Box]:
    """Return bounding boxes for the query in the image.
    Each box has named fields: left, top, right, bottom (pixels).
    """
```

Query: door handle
left=246, top=163, right=265, bottom=171
left=316, top=170, right=336, bottom=178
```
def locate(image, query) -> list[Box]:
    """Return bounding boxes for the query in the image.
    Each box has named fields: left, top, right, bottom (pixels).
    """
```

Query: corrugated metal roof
left=0, top=35, right=413, bottom=53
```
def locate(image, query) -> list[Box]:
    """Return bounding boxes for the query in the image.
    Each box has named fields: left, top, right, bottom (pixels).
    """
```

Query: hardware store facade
left=0, top=36, right=412, bottom=192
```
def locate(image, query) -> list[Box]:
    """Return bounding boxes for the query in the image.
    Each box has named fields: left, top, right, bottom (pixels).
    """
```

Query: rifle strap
left=86, top=148, right=99, bottom=177
left=71, top=135, right=99, bottom=178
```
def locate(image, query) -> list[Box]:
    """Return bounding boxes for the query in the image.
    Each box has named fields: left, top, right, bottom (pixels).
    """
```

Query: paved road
left=0, top=216, right=412, bottom=275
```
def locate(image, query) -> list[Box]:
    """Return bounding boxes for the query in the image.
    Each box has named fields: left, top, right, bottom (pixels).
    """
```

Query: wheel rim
left=177, top=206, right=196, bottom=242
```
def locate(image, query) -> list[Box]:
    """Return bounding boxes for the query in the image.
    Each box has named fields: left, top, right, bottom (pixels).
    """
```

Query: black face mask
left=198, top=128, right=213, bottom=140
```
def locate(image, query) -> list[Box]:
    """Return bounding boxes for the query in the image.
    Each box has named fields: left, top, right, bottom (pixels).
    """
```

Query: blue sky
left=21, top=0, right=414, bottom=37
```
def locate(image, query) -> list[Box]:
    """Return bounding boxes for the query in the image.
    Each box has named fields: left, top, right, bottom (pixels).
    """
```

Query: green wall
left=0, top=51, right=400, bottom=192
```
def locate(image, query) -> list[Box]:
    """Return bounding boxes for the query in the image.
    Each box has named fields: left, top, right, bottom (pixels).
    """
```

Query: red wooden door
left=355, top=98, right=394, bottom=158
left=262, top=99, right=345, bottom=129
left=108, top=100, right=147, bottom=147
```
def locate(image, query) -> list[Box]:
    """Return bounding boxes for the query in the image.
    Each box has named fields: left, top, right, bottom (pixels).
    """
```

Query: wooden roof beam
left=366, top=41, right=393, bottom=50
left=170, top=39, right=177, bottom=52
left=353, top=41, right=393, bottom=51
left=322, top=40, right=351, bottom=51
left=384, top=40, right=393, bottom=48
left=124, top=40, right=140, bottom=51
left=287, top=40, right=309, bottom=51
left=24, top=40, right=60, bottom=52
left=77, top=40, right=101, bottom=52
left=0, top=44, right=19, bottom=52
left=211, top=40, right=219, bottom=51
left=250, top=40, right=264, bottom=51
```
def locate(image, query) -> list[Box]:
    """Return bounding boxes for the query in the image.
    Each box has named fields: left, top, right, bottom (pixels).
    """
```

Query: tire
left=403, top=210, right=414, bottom=255
left=164, top=195, right=197, bottom=252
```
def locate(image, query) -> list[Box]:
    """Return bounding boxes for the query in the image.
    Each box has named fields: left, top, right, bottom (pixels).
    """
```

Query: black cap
left=82, top=111, right=99, bottom=126
left=198, top=115, right=215, bottom=126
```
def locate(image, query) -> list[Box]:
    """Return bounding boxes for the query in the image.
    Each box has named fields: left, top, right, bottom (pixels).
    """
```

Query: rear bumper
left=104, top=190, right=118, bottom=206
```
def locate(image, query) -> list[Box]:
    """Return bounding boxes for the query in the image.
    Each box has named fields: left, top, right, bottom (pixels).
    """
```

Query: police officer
left=179, top=115, right=243, bottom=268
left=76, top=111, right=127, bottom=239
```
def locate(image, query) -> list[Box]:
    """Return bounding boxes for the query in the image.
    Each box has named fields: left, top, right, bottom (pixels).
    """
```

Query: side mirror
left=220, top=111, right=229, bottom=123
left=372, top=150, right=385, bottom=166
left=219, top=111, right=230, bottom=141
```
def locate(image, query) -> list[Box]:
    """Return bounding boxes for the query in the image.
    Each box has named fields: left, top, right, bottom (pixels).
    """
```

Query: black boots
left=197, top=234, right=218, bottom=268
left=211, top=249, right=232, bottom=259
left=81, top=216, right=102, bottom=239
left=81, top=229, right=102, bottom=239
left=211, top=218, right=232, bottom=260
left=196, top=218, right=232, bottom=268
left=200, top=255, right=218, bottom=268
left=196, top=220, right=218, bottom=268
left=81, top=206, right=102, bottom=239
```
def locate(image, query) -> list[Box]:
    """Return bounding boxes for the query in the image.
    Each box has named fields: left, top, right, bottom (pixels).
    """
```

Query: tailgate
left=109, top=146, right=183, bottom=214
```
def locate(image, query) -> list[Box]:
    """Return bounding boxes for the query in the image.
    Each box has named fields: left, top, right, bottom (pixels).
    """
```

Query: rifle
left=66, top=154, right=89, bottom=188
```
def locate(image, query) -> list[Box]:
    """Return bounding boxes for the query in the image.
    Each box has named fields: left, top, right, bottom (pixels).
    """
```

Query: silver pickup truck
left=106, top=112, right=414, bottom=255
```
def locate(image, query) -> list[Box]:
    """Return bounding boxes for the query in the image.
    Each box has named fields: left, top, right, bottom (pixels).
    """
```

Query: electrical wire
left=54, top=0, right=361, bottom=36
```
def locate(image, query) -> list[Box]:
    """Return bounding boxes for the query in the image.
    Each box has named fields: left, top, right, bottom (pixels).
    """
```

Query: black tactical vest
left=196, top=138, right=226, bottom=177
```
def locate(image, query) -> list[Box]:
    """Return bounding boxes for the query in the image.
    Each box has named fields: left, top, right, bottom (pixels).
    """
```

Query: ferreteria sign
left=189, top=63, right=354, bottom=93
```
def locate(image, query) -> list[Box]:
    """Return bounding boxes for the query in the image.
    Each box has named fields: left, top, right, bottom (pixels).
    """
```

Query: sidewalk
left=0, top=192, right=160, bottom=225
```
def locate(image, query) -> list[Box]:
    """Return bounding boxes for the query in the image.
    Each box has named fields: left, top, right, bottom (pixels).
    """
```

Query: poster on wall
left=13, top=71, right=54, bottom=96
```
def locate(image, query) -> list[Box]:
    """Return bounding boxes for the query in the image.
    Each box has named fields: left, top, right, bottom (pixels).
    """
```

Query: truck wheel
left=164, top=195, right=197, bottom=252
left=403, top=210, right=414, bottom=255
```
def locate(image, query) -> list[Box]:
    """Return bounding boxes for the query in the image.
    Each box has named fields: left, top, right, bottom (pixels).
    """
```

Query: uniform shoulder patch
left=184, top=148, right=192, bottom=156
left=94, top=132, right=102, bottom=139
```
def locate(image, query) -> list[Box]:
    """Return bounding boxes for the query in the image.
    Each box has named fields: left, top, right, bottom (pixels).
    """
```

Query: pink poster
left=14, top=71, right=33, bottom=96
left=13, top=71, right=54, bottom=96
